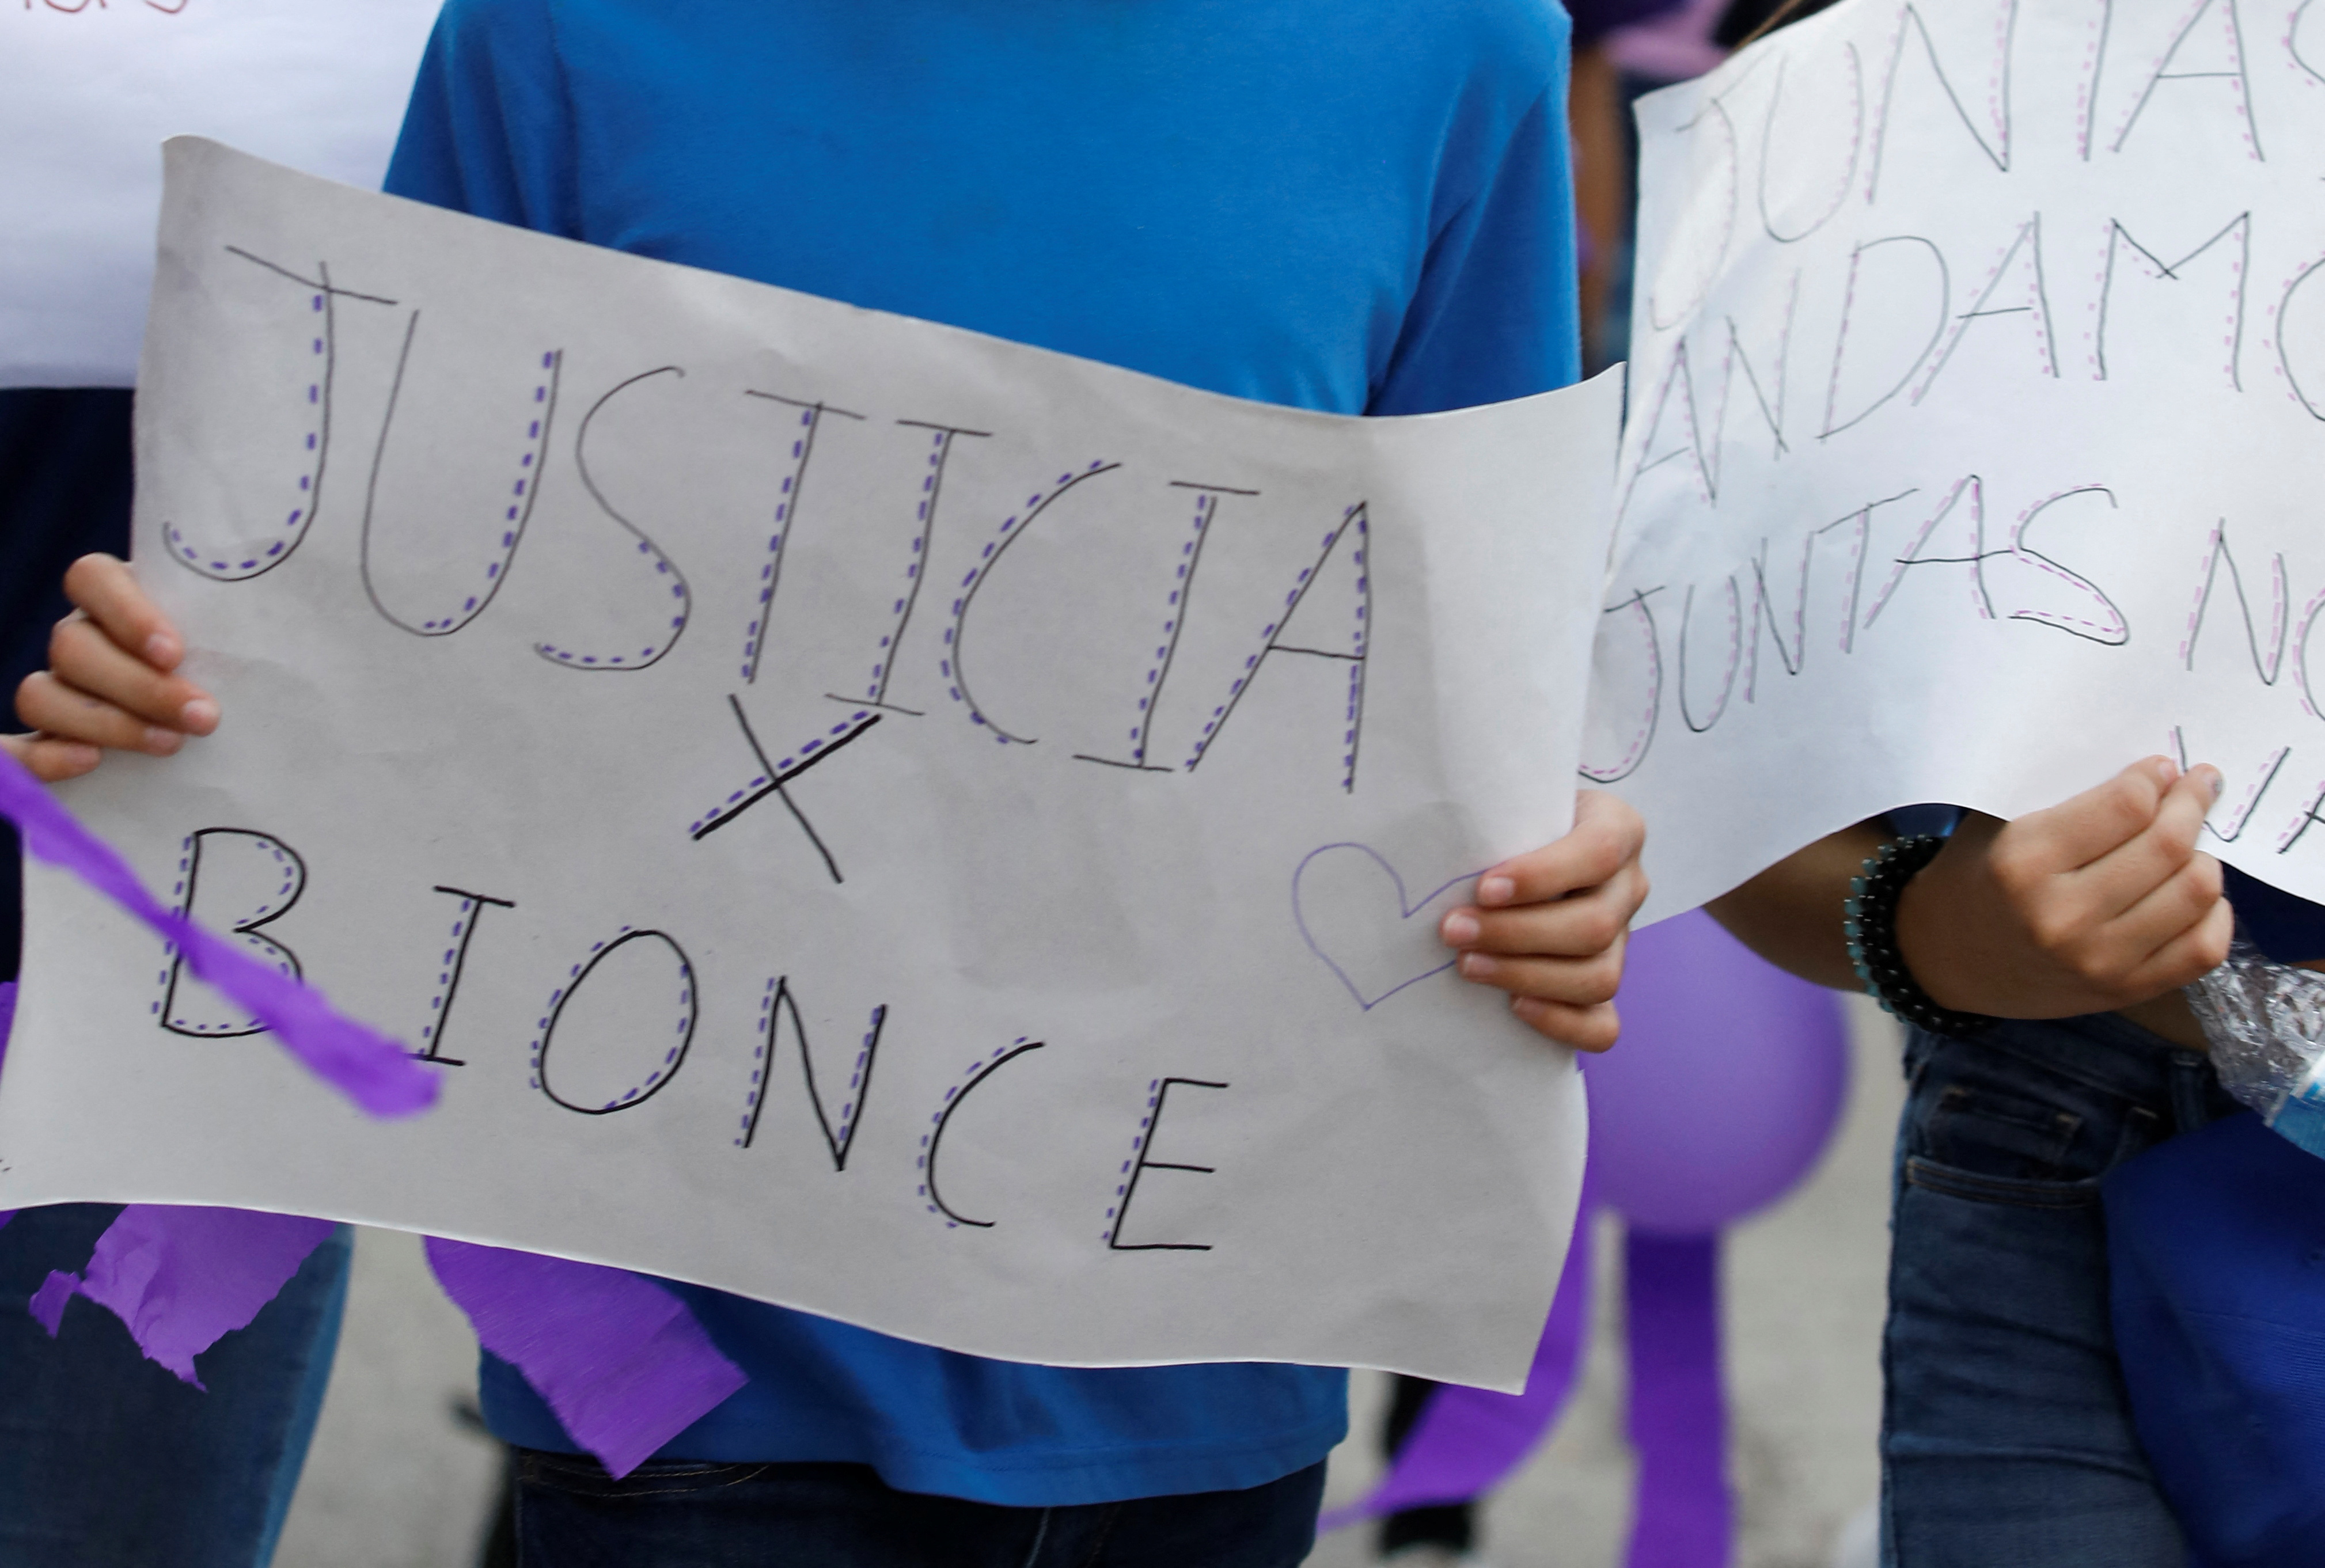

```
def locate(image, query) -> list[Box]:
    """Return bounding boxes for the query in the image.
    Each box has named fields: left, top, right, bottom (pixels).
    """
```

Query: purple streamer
left=425, top=1237, right=748, bottom=1479
left=0, top=750, right=435, bottom=1118
left=1623, top=1231, right=1732, bottom=1568
left=1320, top=1183, right=1597, bottom=1531
left=27, top=1204, right=335, bottom=1388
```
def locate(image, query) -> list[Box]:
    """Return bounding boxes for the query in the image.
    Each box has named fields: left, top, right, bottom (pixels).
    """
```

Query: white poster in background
left=1, top=0, right=439, bottom=388
left=0, top=143, right=1617, bottom=1389
left=1595, top=0, right=2325, bottom=921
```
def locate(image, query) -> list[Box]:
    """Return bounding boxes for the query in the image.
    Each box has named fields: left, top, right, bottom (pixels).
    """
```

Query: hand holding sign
left=9, top=554, right=219, bottom=781
left=1895, top=758, right=2232, bottom=1020
left=0, top=142, right=1619, bottom=1388
left=1440, top=790, right=1648, bottom=1050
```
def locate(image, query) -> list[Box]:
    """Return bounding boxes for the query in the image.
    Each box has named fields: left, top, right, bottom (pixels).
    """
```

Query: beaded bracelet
left=1844, top=835, right=2000, bottom=1038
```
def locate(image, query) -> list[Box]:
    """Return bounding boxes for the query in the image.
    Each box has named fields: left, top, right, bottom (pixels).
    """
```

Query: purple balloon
left=1587, top=909, right=1850, bottom=1236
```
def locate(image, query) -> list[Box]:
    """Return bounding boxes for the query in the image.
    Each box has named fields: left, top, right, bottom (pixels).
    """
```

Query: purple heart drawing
left=1292, top=843, right=1479, bottom=1010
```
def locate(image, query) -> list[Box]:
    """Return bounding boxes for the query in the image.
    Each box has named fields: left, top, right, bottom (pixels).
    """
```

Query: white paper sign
left=0, top=142, right=1618, bottom=1389
left=1, top=0, right=439, bottom=388
left=1596, top=0, right=2325, bottom=921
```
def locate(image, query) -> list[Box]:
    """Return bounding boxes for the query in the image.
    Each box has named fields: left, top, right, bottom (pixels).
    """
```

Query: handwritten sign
left=1, top=0, right=439, bottom=386
left=1595, top=0, right=2325, bottom=920
left=0, top=142, right=1617, bottom=1388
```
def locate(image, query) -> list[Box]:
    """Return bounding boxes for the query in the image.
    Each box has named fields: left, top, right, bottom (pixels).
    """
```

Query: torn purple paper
left=1622, top=1231, right=1731, bottom=1568
left=0, top=749, right=435, bottom=1118
left=425, top=1237, right=748, bottom=1479
left=28, top=1204, right=336, bottom=1387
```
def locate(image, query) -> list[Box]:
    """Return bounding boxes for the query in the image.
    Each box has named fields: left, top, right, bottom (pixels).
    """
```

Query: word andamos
left=1598, top=0, right=2325, bottom=894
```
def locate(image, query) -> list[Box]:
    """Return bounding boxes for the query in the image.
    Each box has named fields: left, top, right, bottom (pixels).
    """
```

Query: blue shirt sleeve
left=384, top=0, right=581, bottom=237
left=1371, top=71, right=1583, bottom=415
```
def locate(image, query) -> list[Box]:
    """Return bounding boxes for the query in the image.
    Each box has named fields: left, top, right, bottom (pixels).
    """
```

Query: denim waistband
left=1908, top=1011, right=2227, bottom=1136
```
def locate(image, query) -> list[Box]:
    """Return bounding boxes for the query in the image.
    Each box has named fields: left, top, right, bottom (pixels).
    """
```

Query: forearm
left=1705, top=821, right=1887, bottom=992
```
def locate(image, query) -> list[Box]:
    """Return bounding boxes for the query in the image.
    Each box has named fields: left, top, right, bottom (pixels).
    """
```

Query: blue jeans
left=0, top=1204, right=351, bottom=1568
left=512, top=1452, right=1326, bottom=1567
left=1883, top=1016, right=2235, bottom=1567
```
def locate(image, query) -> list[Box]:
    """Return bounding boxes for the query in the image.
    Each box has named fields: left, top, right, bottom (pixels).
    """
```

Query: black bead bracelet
left=1844, top=835, right=2000, bottom=1038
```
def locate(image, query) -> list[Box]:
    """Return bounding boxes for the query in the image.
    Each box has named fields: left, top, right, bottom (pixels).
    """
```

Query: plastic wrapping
left=2186, top=940, right=2325, bottom=1159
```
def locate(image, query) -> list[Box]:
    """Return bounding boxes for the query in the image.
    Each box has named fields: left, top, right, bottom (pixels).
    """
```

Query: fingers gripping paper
left=0, top=142, right=1617, bottom=1388
left=1, top=0, right=440, bottom=389
left=1600, top=0, right=2325, bottom=920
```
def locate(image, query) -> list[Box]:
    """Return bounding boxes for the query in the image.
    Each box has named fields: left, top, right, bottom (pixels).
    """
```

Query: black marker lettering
left=2180, top=520, right=2282, bottom=681
left=530, top=929, right=697, bottom=1115
left=918, top=1038, right=1048, bottom=1229
left=828, top=419, right=991, bottom=715
left=688, top=695, right=883, bottom=884
left=736, top=979, right=886, bottom=1169
left=412, top=886, right=517, bottom=1066
left=1911, top=215, right=2058, bottom=405
left=360, top=325, right=562, bottom=637
left=1184, top=504, right=1372, bottom=792
left=2092, top=214, right=2250, bottom=390
left=157, top=829, right=308, bottom=1039
left=1075, top=481, right=1257, bottom=774
left=1861, top=475, right=1992, bottom=632
left=1866, top=1, right=2015, bottom=199
left=1820, top=237, right=1951, bottom=439
left=1106, top=1077, right=1230, bottom=1252
left=943, top=461, right=1122, bottom=745
left=1580, top=590, right=1664, bottom=784
left=2005, top=487, right=2127, bottom=646
left=2108, top=0, right=2263, bottom=162
left=738, top=391, right=866, bottom=686
left=162, top=250, right=396, bottom=583
left=534, top=368, right=694, bottom=672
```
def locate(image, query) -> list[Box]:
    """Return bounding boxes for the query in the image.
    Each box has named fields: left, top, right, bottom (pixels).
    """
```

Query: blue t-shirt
left=386, top=0, right=1580, bottom=1506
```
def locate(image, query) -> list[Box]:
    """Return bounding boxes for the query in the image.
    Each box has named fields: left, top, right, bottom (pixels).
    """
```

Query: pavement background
left=272, top=996, right=1906, bottom=1568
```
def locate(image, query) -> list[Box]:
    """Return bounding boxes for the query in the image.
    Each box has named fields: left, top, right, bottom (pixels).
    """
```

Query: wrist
left=1891, top=861, right=1965, bottom=1009
left=1845, top=835, right=1998, bottom=1037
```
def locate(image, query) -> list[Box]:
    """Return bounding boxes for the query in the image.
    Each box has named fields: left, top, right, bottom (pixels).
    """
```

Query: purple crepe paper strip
left=0, top=749, right=435, bottom=1118
left=1623, top=1231, right=1732, bottom=1568
left=27, top=1205, right=335, bottom=1387
left=1318, top=1186, right=1596, bottom=1531
left=425, top=1237, right=749, bottom=1479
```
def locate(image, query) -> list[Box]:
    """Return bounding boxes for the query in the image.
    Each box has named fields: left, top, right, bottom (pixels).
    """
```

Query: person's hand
left=1894, top=756, right=2232, bottom=1018
left=1438, top=789, right=1648, bottom=1051
left=7, top=554, right=217, bottom=783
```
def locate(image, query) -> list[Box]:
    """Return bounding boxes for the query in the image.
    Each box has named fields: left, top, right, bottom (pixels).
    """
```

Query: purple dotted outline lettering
left=918, top=1037, right=1046, bottom=1229
left=367, top=344, right=562, bottom=638
left=531, top=927, right=697, bottom=1114
left=168, top=252, right=396, bottom=582
left=1183, top=505, right=1372, bottom=794
left=536, top=367, right=695, bottom=672
left=157, top=831, right=305, bottom=1037
left=943, top=461, right=1120, bottom=744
